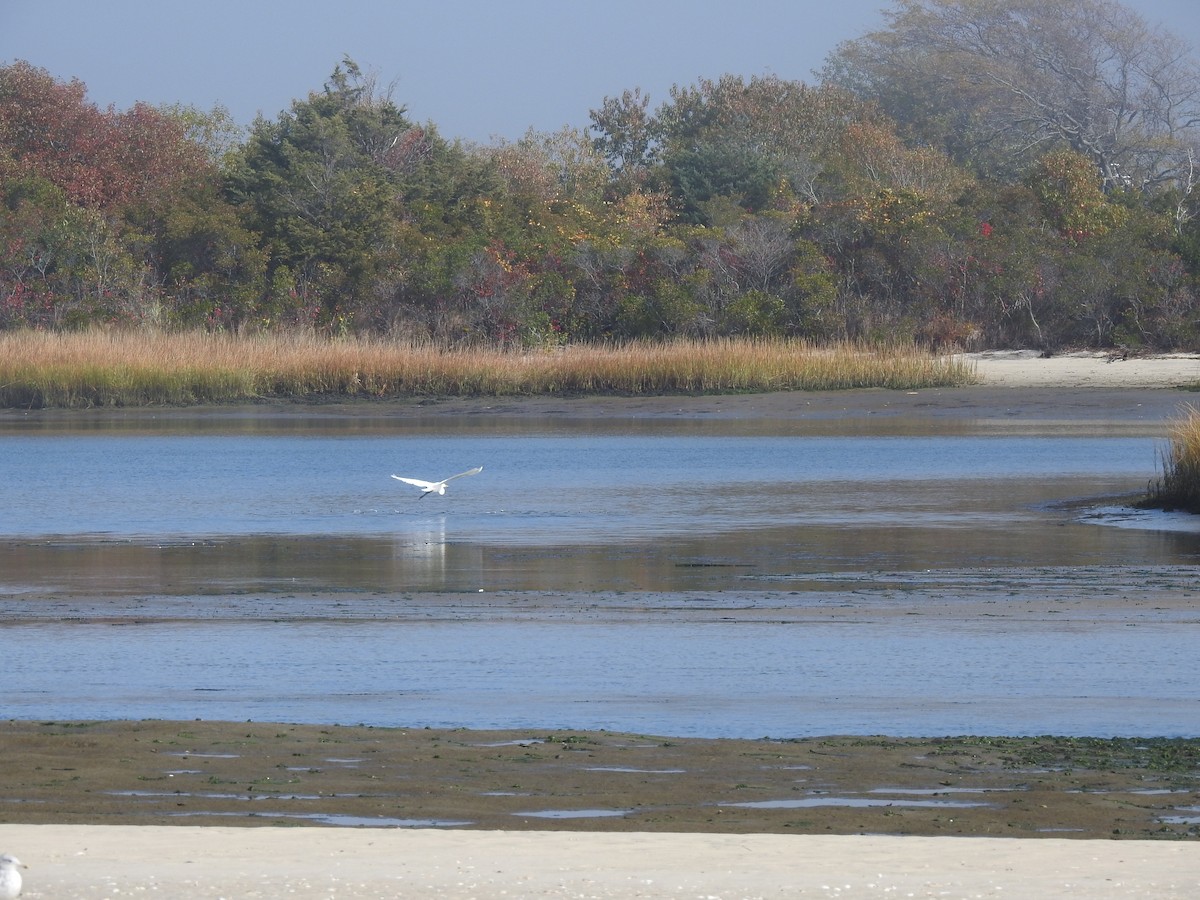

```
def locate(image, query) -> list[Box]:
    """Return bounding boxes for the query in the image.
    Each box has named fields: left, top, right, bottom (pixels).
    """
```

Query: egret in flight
left=392, top=466, right=483, bottom=498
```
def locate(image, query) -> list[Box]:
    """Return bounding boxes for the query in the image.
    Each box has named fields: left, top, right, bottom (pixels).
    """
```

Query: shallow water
left=0, top=430, right=1158, bottom=540
left=0, top=426, right=1189, bottom=592
left=2, top=404, right=1199, bottom=737
left=6, top=605, right=1200, bottom=736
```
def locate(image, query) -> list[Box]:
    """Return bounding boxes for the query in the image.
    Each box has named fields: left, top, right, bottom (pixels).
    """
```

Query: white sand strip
left=2, top=825, right=1199, bottom=898
left=961, top=350, right=1200, bottom=388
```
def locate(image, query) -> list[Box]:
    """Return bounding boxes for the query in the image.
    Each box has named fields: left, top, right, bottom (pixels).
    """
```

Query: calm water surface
left=3, top=406, right=1199, bottom=736
left=0, top=430, right=1158, bottom=540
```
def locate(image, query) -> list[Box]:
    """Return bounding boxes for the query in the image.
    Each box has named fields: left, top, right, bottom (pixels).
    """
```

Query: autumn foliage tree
left=3, top=0, right=1200, bottom=351
left=0, top=60, right=262, bottom=328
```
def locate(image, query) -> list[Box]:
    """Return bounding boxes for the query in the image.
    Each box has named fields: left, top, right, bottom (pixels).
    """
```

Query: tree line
left=2, top=0, right=1199, bottom=351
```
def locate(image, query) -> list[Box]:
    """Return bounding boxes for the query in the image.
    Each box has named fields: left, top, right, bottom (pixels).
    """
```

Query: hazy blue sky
left=2, top=1, right=1197, bottom=144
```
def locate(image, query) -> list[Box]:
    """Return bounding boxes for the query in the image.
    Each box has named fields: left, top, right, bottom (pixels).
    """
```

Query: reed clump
left=1142, top=404, right=1200, bottom=514
left=0, top=330, right=976, bottom=409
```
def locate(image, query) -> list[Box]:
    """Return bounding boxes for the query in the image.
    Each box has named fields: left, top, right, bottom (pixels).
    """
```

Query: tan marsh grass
left=0, top=330, right=976, bottom=409
left=1144, top=404, right=1200, bottom=513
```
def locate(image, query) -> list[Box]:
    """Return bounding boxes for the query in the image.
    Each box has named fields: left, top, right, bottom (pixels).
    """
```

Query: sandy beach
left=964, top=349, right=1200, bottom=389
left=3, top=824, right=1199, bottom=898
left=3, top=351, right=1199, bottom=899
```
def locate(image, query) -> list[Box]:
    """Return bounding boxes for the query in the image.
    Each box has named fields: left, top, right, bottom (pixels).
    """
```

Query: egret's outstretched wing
left=392, top=475, right=437, bottom=490
left=443, top=466, right=483, bottom=483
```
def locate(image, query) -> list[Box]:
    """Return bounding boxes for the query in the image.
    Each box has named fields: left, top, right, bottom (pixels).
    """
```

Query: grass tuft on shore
left=1143, top=404, right=1200, bottom=513
left=0, top=330, right=976, bottom=409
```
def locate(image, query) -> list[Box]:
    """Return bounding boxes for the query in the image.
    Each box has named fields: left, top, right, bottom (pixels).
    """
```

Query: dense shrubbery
left=3, top=1, right=1199, bottom=350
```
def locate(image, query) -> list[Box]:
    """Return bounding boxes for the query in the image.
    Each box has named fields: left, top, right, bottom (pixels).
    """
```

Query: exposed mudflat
left=2, top=719, right=1197, bottom=840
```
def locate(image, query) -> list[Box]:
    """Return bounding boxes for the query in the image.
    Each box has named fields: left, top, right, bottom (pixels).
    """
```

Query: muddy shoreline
left=4, top=563, right=1200, bottom=622
left=3, top=383, right=1196, bottom=432
left=2, top=720, right=1197, bottom=840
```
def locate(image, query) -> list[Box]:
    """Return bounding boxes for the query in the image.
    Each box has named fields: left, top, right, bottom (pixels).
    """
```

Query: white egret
left=0, top=854, right=25, bottom=900
left=391, top=466, right=483, bottom=498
